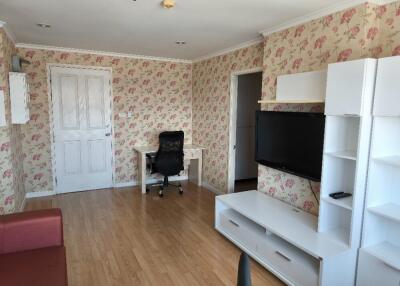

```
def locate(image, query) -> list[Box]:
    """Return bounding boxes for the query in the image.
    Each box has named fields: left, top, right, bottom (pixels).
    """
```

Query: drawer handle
left=229, top=219, right=239, bottom=227
left=344, top=113, right=359, bottom=117
left=275, top=251, right=291, bottom=262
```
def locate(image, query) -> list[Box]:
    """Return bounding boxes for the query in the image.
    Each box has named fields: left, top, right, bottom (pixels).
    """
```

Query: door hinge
left=55, top=177, right=58, bottom=186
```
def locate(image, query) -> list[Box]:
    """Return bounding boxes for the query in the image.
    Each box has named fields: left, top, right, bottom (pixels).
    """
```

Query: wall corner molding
left=192, top=37, right=264, bottom=63
left=0, top=21, right=17, bottom=44
left=260, top=0, right=387, bottom=37
left=15, top=43, right=193, bottom=64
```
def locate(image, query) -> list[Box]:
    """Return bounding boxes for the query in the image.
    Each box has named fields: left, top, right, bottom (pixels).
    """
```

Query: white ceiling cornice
left=0, top=21, right=17, bottom=44
left=15, top=43, right=192, bottom=64
left=260, top=0, right=389, bottom=37
left=192, top=37, right=264, bottom=63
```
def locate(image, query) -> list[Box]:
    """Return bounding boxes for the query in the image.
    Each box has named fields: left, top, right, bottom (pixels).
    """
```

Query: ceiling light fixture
left=175, top=41, right=186, bottom=45
left=36, top=23, right=51, bottom=28
left=162, top=0, right=175, bottom=9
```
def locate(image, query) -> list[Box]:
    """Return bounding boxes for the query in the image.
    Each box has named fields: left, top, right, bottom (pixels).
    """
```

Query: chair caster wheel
left=158, top=190, right=163, bottom=197
left=179, top=187, right=183, bottom=194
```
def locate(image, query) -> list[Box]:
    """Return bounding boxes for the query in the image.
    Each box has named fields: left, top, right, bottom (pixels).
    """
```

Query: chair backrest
left=155, top=131, right=184, bottom=176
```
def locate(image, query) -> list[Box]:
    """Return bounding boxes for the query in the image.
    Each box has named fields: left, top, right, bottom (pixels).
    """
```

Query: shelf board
left=258, top=99, right=325, bottom=104
left=325, top=150, right=357, bottom=161
left=373, top=155, right=400, bottom=167
left=368, top=203, right=400, bottom=223
left=321, top=196, right=353, bottom=211
left=363, top=242, right=400, bottom=271
left=320, top=227, right=350, bottom=247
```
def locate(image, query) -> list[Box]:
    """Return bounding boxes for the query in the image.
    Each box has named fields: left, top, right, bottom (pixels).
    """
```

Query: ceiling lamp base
left=162, top=0, right=175, bottom=9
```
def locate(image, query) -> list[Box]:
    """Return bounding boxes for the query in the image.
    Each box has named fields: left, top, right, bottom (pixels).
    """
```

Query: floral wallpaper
left=2, top=1, right=400, bottom=215
left=16, top=47, right=193, bottom=193
left=258, top=2, right=386, bottom=215
left=0, top=28, right=25, bottom=214
left=192, top=1, right=400, bottom=215
left=192, top=43, right=263, bottom=191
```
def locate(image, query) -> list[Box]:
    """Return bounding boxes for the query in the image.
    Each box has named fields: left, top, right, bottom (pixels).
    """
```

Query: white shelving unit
left=216, top=59, right=378, bottom=286
left=319, top=58, right=376, bottom=251
left=357, top=55, right=400, bottom=286
left=9, top=72, right=30, bottom=124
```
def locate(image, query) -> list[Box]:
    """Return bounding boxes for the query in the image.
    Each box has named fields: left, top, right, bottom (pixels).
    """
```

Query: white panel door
left=374, top=56, right=400, bottom=116
left=51, top=66, right=113, bottom=193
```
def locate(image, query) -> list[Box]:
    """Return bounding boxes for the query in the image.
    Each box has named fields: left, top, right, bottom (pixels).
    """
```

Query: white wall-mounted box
left=0, top=90, right=6, bottom=127
left=276, top=70, right=327, bottom=102
left=9, top=72, right=30, bottom=124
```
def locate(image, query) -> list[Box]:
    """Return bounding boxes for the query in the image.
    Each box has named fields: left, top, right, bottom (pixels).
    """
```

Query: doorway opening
left=228, top=69, right=262, bottom=193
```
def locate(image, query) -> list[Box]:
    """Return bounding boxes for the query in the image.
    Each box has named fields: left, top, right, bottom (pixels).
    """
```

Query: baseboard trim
left=25, top=191, right=57, bottom=199
left=202, top=181, right=223, bottom=195
left=114, top=175, right=189, bottom=189
left=18, top=196, right=26, bottom=211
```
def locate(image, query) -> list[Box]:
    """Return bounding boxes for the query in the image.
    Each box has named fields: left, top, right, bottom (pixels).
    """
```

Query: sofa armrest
left=0, top=209, right=63, bottom=254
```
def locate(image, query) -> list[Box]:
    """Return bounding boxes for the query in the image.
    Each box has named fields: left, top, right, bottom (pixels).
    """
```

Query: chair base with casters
left=146, top=176, right=183, bottom=197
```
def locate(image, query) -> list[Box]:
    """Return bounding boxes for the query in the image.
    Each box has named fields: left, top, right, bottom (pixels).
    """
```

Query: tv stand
left=215, top=191, right=356, bottom=286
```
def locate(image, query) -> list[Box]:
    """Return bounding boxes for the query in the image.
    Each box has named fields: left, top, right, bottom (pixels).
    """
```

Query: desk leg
left=140, top=153, right=147, bottom=194
left=197, top=155, right=202, bottom=187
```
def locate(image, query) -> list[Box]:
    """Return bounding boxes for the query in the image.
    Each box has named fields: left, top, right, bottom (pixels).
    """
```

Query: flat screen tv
left=255, top=111, right=325, bottom=181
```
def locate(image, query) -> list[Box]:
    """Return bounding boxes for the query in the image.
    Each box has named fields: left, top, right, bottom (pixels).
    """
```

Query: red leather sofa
left=0, top=209, right=67, bottom=286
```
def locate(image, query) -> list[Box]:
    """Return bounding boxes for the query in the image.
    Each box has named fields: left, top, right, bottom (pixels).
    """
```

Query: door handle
left=105, top=133, right=111, bottom=137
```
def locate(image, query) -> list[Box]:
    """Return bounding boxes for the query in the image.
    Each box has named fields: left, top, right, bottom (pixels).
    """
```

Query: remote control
left=329, top=192, right=344, bottom=198
left=331, top=192, right=352, bottom=199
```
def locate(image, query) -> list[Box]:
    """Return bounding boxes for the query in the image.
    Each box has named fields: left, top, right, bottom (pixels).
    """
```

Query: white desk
left=133, top=144, right=205, bottom=194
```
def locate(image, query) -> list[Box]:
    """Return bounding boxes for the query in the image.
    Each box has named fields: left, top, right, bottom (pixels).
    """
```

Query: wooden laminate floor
left=25, top=182, right=284, bottom=286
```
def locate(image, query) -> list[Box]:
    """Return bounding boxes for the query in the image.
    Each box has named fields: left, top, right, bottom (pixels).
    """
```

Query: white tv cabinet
left=215, top=191, right=354, bottom=286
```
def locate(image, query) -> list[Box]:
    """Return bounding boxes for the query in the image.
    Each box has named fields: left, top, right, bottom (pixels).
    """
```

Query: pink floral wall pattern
left=0, top=29, right=25, bottom=214
left=2, top=1, right=400, bottom=215
left=16, top=48, right=193, bottom=193
left=192, top=43, right=263, bottom=191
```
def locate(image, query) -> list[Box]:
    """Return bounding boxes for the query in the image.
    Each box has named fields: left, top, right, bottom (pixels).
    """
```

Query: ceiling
left=0, top=0, right=370, bottom=60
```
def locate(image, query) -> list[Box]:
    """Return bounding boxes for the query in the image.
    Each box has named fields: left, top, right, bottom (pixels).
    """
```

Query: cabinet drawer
left=357, top=249, right=400, bottom=286
left=219, top=209, right=265, bottom=253
left=258, top=236, right=319, bottom=286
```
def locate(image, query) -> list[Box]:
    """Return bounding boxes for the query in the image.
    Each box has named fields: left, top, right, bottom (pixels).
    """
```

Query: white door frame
left=227, top=67, right=263, bottom=193
left=47, top=63, right=115, bottom=194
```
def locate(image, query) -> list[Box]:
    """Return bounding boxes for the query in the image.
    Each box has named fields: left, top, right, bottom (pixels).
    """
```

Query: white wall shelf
left=324, top=150, right=357, bottom=161
left=357, top=56, right=400, bottom=285
left=373, top=155, right=400, bottom=167
left=319, top=59, right=376, bottom=252
left=258, top=99, right=325, bottom=104
left=363, top=242, right=400, bottom=271
left=368, top=203, right=400, bottom=223
left=321, top=196, right=353, bottom=211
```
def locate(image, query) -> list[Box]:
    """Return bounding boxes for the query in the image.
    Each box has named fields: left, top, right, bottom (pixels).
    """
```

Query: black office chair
left=237, top=252, right=252, bottom=286
left=146, top=131, right=185, bottom=197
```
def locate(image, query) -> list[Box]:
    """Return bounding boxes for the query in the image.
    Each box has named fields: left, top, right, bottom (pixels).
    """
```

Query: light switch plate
left=0, top=90, right=6, bottom=127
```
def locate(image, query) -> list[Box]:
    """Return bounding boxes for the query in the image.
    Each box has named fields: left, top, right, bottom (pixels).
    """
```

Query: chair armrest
left=0, top=209, right=63, bottom=254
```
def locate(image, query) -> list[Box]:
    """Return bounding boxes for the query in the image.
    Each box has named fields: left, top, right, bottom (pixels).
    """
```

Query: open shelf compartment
left=363, top=242, right=400, bottom=271
left=323, top=116, right=360, bottom=159
left=318, top=200, right=352, bottom=246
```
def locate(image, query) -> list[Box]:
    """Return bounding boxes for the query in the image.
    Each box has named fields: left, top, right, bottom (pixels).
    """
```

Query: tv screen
left=255, top=111, right=325, bottom=181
